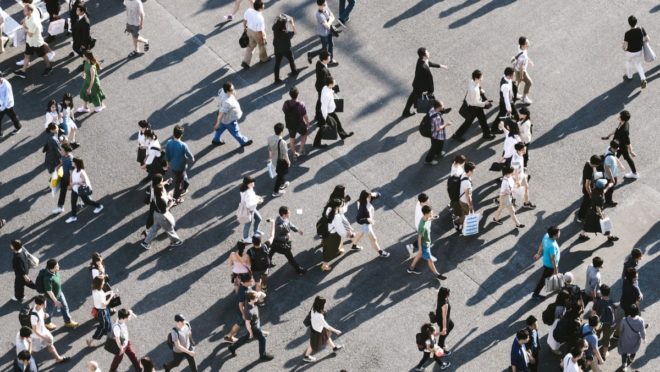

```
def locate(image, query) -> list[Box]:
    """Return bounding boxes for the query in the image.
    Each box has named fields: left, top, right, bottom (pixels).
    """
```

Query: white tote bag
left=47, top=19, right=66, bottom=36
left=643, top=41, right=656, bottom=63
left=462, top=213, right=480, bottom=236
left=13, top=28, right=25, bottom=48
left=599, top=217, right=612, bottom=234
left=544, top=273, right=565, bottom=293
left=266, top=161, right=276, bottom=179
left=512, top=186, right=525, bottom=201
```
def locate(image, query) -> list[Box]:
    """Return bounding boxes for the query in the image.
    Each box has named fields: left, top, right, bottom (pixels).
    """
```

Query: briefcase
left=334, top=98, right=344, bottom=113
left=416, top=93, right=434, bottom=114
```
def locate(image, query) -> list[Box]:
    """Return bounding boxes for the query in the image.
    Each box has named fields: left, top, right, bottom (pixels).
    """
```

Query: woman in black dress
left=272, top=15, right=299, bottom=84
left=578, top=179, right=619, bottom=242
left=434, top=287, right=454, bottom=354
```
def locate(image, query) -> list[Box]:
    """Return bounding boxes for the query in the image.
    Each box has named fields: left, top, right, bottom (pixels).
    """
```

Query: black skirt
left=310, top=328, right=330, bottom=353
left=322, top=233, right=342, bottom=262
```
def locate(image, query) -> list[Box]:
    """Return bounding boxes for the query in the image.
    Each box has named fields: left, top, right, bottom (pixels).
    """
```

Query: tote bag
left=462, top=213, right=480, bottom=236
left=643, top=41, right=656, bottom=62
left=599, top=217, right=613, bottom=234
left=544, top=273, right=565, bottom=293
left=236, top=195, right=252, bottom=224
left=266, top=161, right=276, bottom=179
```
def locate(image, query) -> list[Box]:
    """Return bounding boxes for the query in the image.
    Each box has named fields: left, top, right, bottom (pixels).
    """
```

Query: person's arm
left=584, top=178, right=592, bottom=196
left=139, top=6, right=145, bottom=29
left=466, top=186, right=474, bottom=211
left=503, top=85, right=512, bottom=113
left=87, top=66, right=96, bottom=93
left=533, top=242, right=543, bottom=261
left=550, top=255, right=558, bottom=274
left=113, top=325, right=125, bottom=353
left=594, top=344, right=604, bottom=364
left=214, top=110, right=225, bottom=130
left=320, top=90, right=330, bottom=119
left=440, top=304, right=449, bottom=335
left=266, top=219, right=276, bottom=245
left=417, top=230, right=423, bottom=252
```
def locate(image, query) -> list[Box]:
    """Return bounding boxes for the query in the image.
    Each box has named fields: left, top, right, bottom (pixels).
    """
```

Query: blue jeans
left=93, top=307, right=112, bottom=339
left=309, top=35, right=334, bottom=60
left=46, top=292, right=72, bottom=324
left=213, top=120, right=248, bottom=145
left=243, top=210, right=262, bottom=240
left=339, top=0, right=356, bottom=22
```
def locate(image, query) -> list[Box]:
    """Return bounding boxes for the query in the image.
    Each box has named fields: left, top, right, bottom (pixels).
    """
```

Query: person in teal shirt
left=532, top=226, right=560, bottom=299
left=406, top=205, right=447, bottom=280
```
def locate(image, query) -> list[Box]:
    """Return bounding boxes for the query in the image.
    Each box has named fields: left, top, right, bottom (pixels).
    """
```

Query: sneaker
left=329, top=60, right=339, bottom=66
left=12, top=127, right=22, bottom=135
left=14, top=70, right=26, bottom=79
left=407, top=268, right=421, bottom=275
left=45, top=323, right=57, bottom=330
left=47, top=51, right=56, bottom=61
left=94, top=106, right=105, bottom=113
left=440, top=361, right=451, bottom=370
left=65, top=216, right=77, bottom=223
left=260, top=353, right=274, bottom=361
left=641, top=79, right=647, bottom=89
left=16, top=60, right=25, bottom=66
left=271, top=191, right=284, bottom=197
left=522, top=202, right=536, bottom=209
left=242, top=139, right=253, bottom=147
left=170, top=240, right=183, bottom=247
left=443, top=350, right=452, bottom=357
left=522, top=96, right=533, bottom=104
left=302, top=355, right=316, bottom=363
left=431, top=255, right=438, bottom=262
left=424, top=160, right=439, bottom=165
left=280, top=181, right=290, bottom=190
left=406, top=243, right=414, bottom=256
left=414, top=367, right=424, bottom=372
left=378, top=250, right=390, bottom=258
left=307, top=52, right=313, bottom=64
left=93, top=205, right=104, bottom=214
left=624, top=172, right=639, bottom=179
left=64, top=321, right=79, bottom=328
left=351, top=244, right=363, bottom=251
left=144, top=42, right=150, bottom=52
left=241, top=62, right=250, bottom=70
left=10, top=296, right=21, bottom=302
left=52, top=207, right=64, bottom=214
left=76, top=107, right=91, bottom=113
left=224, top=14, right=234, bottom=20
left=211, top=140, right=225, bottom=146
left=332, top=345, right=344, bottom=352
left=436, top=273, right=447, bottom=280
left=297, top=268, right=307, bottom=275
left=140, top=241, right=150, bottom=250
left=224, top=335, right=238, bottom=343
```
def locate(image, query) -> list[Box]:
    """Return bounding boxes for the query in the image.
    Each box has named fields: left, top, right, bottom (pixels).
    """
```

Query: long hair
left=61, top=92, right=74, bottom=109
left=83, top=51, right=101, bottom=71
left=90, top=252, right=103, bottom=271
left=312, top=296, right=326, bottom=314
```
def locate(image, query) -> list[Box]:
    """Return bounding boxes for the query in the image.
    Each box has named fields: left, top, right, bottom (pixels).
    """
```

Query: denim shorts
left=360, top=224, right=373, bottom=234
left=421, top=244, right=432, bottom=260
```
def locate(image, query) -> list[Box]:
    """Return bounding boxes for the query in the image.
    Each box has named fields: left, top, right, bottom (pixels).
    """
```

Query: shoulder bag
left=239, top=29, right=249, bottom=48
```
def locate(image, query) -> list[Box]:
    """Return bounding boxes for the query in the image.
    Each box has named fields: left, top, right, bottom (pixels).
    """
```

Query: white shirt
left=0, top=79, right=15, bottom=110
left=71, top=169, right=92, bottom=194
left=244, top=8, right=265, bottom=32
left=310, top=311, right=330, bottom=333
left=500, top=76, right=513, bottom=112
left=459, top=177, right=472, bottom=204
left=91, top=268, right=104, bottom=278
left=414, top=202, right=423, bottom=231
left=137, top=131, right=148, bottom=148
left=450, top=164, right=465, bottom=177
left=144, top=140, right=161, bottom=165
left=519, top=119, right=532, bottom=144
left=30, top=307, right=47, bottom=336
left=502, top=133, right=522, bottom=159
left=15, top=332, right=29, bottom=354
left=511, top=152, right=525, bottom=180
left=466, top=80, right=486, bottom=108
left=514, top=48, right=529, bottom=72
left=320, top=86, right=336, bottom=119
left=240, top=188, right=259, bottom=211
left=499, top=176, right=514, bottom=196
left=113, top=322, right=129, bottom=347
left=92, top=289, right=107, bottom=309
left=562, top=354, right=580, bottom=372
left=45, top=111, right=61, bottom=127
left=329, top=212, right=349, bottom=237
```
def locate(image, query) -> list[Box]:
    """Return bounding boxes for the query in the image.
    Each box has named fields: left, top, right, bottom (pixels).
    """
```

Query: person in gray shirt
left=307, top=0, right=338, bottom=65
left=163, top=314, right=197, bottom=372
left=584, top=256, right=602, bottom=305
left=212, top=82, right=253, bottom=147
left=268, top=123, right=290, bottom=196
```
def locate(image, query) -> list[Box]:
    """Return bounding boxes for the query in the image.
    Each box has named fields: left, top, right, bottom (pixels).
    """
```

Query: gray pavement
left=0, top=0, right=658, bottom=371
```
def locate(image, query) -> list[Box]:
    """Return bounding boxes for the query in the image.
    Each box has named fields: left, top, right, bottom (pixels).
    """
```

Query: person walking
left=239, top=176, right=264, bottom=243
left=414, top=323, right=450, bottom=371
left=0, top=73, right=23, bottom=137
left=70, top=4, right=92, bottom=57
left=142, top=129, right=167, bottom=177
left=224, top=0, right=254, bottom=21
left=11, top=240, right=37, bottom=302
left=518, top=107, right=532, bottom=167
left=302, top=296, right=343, bottom=363
left=229, top=242, right=251, bottom=292
left=15, top=4, right=53, bottom=78
left=581, top=315, right=604, bottom=372
left=514, top=36, right=534, bottom=104
left=241, top=0, right=269, bottom=69
left=270, top=206, right=307, bottom=275
left=78, top=52, right=106, bottom=113
left=224, top=273, right=253, bottom=344
left=272, top=15, right=298, bottom=84
left=406, top=205, right=447, bottom=280
left=452, top=70, right=494, bottom=141
left=531, top=226, right=561, bottom=300
left=228, top=291, right=274, bottom=361
left=490, top=67, right=518, bottom=134
left=492, top=167, right=525, bottom=228
left=407, top=192, right=432, bottom=256
left=282, top=87, right=311, bottom=157
left=510, top=329, right=530, bottom=372
left=592, top=284, right=615, bottom=359
left=141, top=175, right=183, bottom=249
left=29, top=296, right=70, bottom=364
left=618, top=304, right=645, bottom=372
left=402, top=47, right=448, bottom=117
left=212, top=82, right=253, bottom=147
left=525, top=316, right=540, bottom=372
left=577, top=179, right=620, bottom=242
left=85, top=276, right=115, bottom=347
left=42, top=259, right=79, bottom=330
left=109, top=309, right=141, bottom=372
left=353, top=190, right=390, bottom=258
left=602, top=140, right=625, bottom=207
left=163, top=315, right=197, bottom=372
left=620, top=268, right=642, bottom=315
left=511, top=143, right=536, bottom=209
left=602, top=110, right=639, bottom=179
left=433, top=287, right=453, bottom=355
left=66, top=157, right=104, bottom=223
left=268, top=123, right=291, bottom=197
left=165, top=125, right=194, bottom=205
left=338, top=0, right=356, bottom=24
left=136, top=120, right=150, bottom=173
left=59, top=93, right=79, bottom=146
left=313, top=76, right=353, bottom=148
left=424, top=100, right=451, bottom=165
left=320, top=195, right=356, bottom=272
left=124, top=0, right=150, bottom=57
left=577, top=155, right=602, bottom=222
left=584, top=257, right=603, bottom=305
left=247, top=223, right=274, bottom=295
left=15, top=327, right=38, bottom=372
left=43, top=123, right=62, bottom=175
left=307, top=0, right=338, bottom=65
left=622, top=15, right=649, bottom=89
left=52, top=144, right=74, bottom=215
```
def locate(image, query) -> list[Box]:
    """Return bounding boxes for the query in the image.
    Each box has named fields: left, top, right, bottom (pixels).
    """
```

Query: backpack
left=447, top=175, right=468, bottom=202
left=35, top=269, right=47, bottom=294
left=415, top=332, right=426, bottom=351
left=147, top=146, right=167, bottom=174
left=284, top=102, right=303, bottom=131
left=19, top=304, right=37, bottom=328
left=542, top=303, right=557, bottom=326
left=166, top=322, right=191, bottom=350
left=248, top=245, right=271, bottom=272
left=553, top=318, right=579, bottom=344
left=316, top=209, right=330, bottom=239
left=418, top=112, right=438, bottom=138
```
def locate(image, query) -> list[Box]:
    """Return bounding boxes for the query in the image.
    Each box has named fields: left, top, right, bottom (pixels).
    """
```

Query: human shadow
left=651, top=4, right=660, bottom=13
left=447, top=0, right=516, bottom=29
left=439, top=0, right=479, bottom=18
left=383, top=0, right=443, bottom=29
left=635, top=220, right=659, bottom=255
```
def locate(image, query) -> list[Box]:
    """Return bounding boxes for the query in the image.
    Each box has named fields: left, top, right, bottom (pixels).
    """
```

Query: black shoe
left=45, top=35, right=55, bottom=43
left=260, top=353, right=274, bottom=361
left=297, top=268, right=307, bottom=275
left=491, top=128, right=504, bottom=134
left=14, top=70, right=26, bottom=79
left=42, top=67, right=53, bottom=76
left=436, top=274, right=447, bottom=280
left=241, top=62, right=250, bottom=69
left=228, top=347, right=236, bottom=357
left=274, top=78, right=285, bottom=84
left=401, top=111, right=415, bottom=118
left=289, top=69, right=300, bottom=76
left=604, top=202, right=618, bottom=208
left=268, top=263, right=276, bottom=268
left=70, top=142, right=80, bottom=149
left=307, top=52, right=313, bottom=64
left=163, top=364, right=171, bottom=372
left=531, top=294, right=544, bottom=301
left=312, top=143, right=328, bottom=148
left=482, top=134, right=496, bottom=140
left=211, top=140, right=225, bottom=146
left=341, top=132, right=354, bottom=139
left=242, top=139, right=253, bottom=147
left=68, top=51, right=76, bottom=58
left=452, top=135, right=465, bottom=142
left=441, top=108, right=452, bottom=114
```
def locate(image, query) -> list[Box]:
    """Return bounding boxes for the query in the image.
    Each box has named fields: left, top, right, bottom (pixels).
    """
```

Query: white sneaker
left=406, top=243, right=414, bottom=256
left=522, top=96, right=533, bottom=104
left=93, top=205, right=104, bottom=214
left=431, top=255, right=438, bottom=262
left=47, top=51, right=55, bottom=61
left=76, top=107, right=91, bottom=113
left=624, top=172, right=639, bottom=179
left=65, top=216, right=77, bottom=223
left=52, top=207, right=64, bottom=214
left=16, top=60, right=25, bottom=66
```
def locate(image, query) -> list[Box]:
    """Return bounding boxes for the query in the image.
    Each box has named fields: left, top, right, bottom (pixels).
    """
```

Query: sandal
left=578, top=234, right=590, bottom=240
left=492, top=218, right=503, bottom=225
left=144, top=42, right=150, bottom=52
left=320, top=264, right=332, bottom=272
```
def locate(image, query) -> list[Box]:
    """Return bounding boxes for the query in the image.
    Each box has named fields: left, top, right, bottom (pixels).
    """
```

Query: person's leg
left=453, top=110, right=476, bottom=138
left=604, top=178, right=616, bottom=203
left=252, top=210, right=262, bottom=233
left=226, top=121, right=249, bottom=145
left=409, top=249, right=422, bottom=269
left=522, top=71, right=533, bottom=96
left=415, top=351, right=431, bottom=369
left=92, top=308, right=108, bottom=339
left=172, top=170, right=183, bottom=200
left=618, top=147, right=637, bottom=174
left=143, top=217, right=162, bottom=244
left=577, top=192, right=591, bottom=219
left=70, top=191, right=79, bottom=217
left=368, top=232, right=382, bottom=254
left=58, top=293, right=72, bottom=323
left=403, top=89, right=421, bottom=114
left=273, top=53, right=283, bottom=81
left=254, top=327, right=267, bottom=356
left=533, top=267, right=554, bottom=296
left=6, top=108, right=22, bottom=130
left=46, top=297, right=56, bottom=324
left=242, top=220, right=253, bottom=241
left=624, top=52, right=635, bottom=79
left=333, top=114, right=350, bottom=137
left=282, top=245, right=304, bottom=271
left=213, top=122, right=228, bottom=143
left=109, top=351, right=125, bottom=372
left=600, top=323, right=613, bottom=356
left=274, top=167, right=285, bottom=193
left=286, top=50, right=297, bottom=73
left=124, top=341, right=141, bottom=370
left=14, top=276, right=25, bottom=300
left=185, top=354, right=198, bottom=372
left=426, top=259, right=439, bottom=275
left=57, top=177, right=69, bottom=209
left=425, top=138, right=440, bottom=163
left=327, top=35, right=334, bottom=61
left=243, top=30, right=258, bottom=66
left=507, top=206, right=521, bottom=225
left=164, top=352, right=185, bottom=370
left=230, top=332, right=250, bottom=351
left=80, top=194, right=101, bottom=208
left=476, top=109, right=491, bottom=137
left=523, top=143, right=530, bottom=167
left=257, top=38, right=268, bottom=62
left=633, top=52, right=646, bottom=80
left=161, top=213, right=182, bottom=243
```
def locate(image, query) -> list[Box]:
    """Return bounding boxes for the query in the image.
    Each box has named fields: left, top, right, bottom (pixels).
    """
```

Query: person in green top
left=78, top=51, right=106, bottom=113
left=43, top=259, right=79, bottom=330
left=407, top=205, right=447, bottom=280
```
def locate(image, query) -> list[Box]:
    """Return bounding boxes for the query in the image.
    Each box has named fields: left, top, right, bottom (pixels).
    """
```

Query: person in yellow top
left=15, top=4, right=54, bottom=78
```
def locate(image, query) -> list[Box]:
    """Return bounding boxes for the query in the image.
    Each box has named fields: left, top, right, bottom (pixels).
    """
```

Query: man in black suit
left=402, top=47, right=448, bottom=117
left=314, top=50, right=333, bottom=122
left=71, top=4, right=92, bottom=57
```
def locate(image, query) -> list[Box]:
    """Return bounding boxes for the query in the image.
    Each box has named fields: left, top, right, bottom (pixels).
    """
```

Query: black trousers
left=415, top=351, right=444, bottom=369
left=71, top=190, right=101, bottom=217
left=273, top=161, right=289, bottom=193
left=490, top=102, right=518, bottom=132
left=577, top=190, right=591, bottom=220
left=617, top=147, right=637, bottom=174
left=274, top=50, right=296, bottom=80
left=436, top=319, right=454, bottom=348
left=604, top=178, right=617, bottom=204
left=269, top=241, right=304, bottom=272
left=533, top=267, right=555, bottom=296
left=164, top=352, right=197, bottom=372
left=425, top=138, right=444, bottom=162
left=0, top=108, right=22, bottom=135
left=57, top=176, right=70, bottom=208
left=313, top=113, right=348, bottom=146
left=453, top=107, right=490, bottom=138
left=523, top=143, right=530, bottom=167
left=172, top=169, right=189, bottom=200
left=403, top=88, right=427, bottom=114
left=14, top=276, right=36, bottom=300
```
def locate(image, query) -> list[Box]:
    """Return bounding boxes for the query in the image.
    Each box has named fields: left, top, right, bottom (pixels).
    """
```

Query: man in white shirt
left=514, top=36, right=533, bottom=104
left=241, top=0, right=269, bottom=69
left=0, top=74, right=23, bottom=136
left=456, top=162, right=476, bottom=234
left=490, top=67, right=518, bottom=134
left=313, top=76, right=352, bottom=147
left=452, top=70, right=494, bottom=141
left=15, top=4, right=53, bottom=78
left=212, top=82, right=253, bottom=147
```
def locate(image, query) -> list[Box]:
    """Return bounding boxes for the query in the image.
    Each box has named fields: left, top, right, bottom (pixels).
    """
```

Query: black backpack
left=316, top=211, right=330, bottom=239
left=553, top=318, right=579, bottom=343
left=147, top=146, right=167, bottom=174
left=35, top=269, right=47, bottom=294
left=415, top=332, right=426, bottom=351
left=418, top=112, right=438, bottom=138
left=248, top=245, right=271, bottom=272
left=447, top=176, right=468, bottom=202
left=284, top=103, right=303, bottom=132
left=19, top=304, right=37, bottom=328
left=166, top=322, right=192, bottom=350
left=542, top=303, right=557, bottom=326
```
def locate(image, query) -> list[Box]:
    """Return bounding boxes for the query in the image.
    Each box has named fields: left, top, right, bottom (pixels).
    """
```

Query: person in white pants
left=622, top=15, right=649, bottom=89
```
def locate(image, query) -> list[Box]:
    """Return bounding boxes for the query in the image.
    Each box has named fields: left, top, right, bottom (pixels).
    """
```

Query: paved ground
left=0, top=0, right=658, bottom=371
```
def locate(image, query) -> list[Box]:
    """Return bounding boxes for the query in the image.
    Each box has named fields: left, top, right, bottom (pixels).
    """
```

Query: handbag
left=266, top=161, right=276, bottom=179
left=47, top=19, right=66, bottom=36
left=78, top=185, right=93, bottom=197
left=462, top=213, right=480, bottom=236
left=458, top=92, right=470, bottom=119
left=320, top=116, right=338, bottom=140
left=416, top=93, right=433, bottom=114
left=104, top=331, right=122, bottom=355
left=22, top=249, right=40, bottom=269
left=544, top=273, right=565, bottom=293
left=334, top=98, right=344, bottom=113
left=303, top=311, right=311, bottom=327
left=599, top=217, right=612, bottom=234
left=236, top=196, right=252, bottom=224
left=91, top=307, right=98, bottom=319
left=108, top=295, right=122, bottom=309
left=489, top=162, right=503, bottom=172
left=239, top=30, right=249, bottom=48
